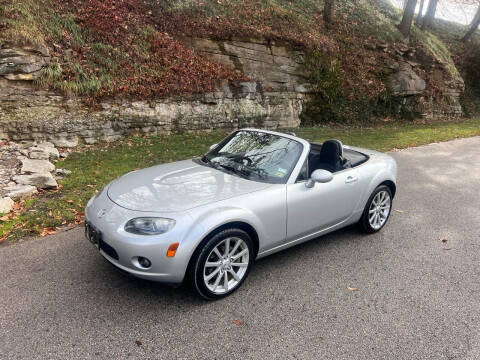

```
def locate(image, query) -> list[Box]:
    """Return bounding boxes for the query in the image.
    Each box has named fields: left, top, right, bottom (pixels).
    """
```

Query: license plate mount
left=85, top=222, right=102, bottom=248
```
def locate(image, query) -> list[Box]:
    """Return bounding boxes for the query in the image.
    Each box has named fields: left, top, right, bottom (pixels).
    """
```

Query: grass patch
left=1, top=118, right=480, bottom=243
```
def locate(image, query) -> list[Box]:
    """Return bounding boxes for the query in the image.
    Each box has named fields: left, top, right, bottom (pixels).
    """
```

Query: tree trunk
left=421, top=0, right=438, bottom=30
left=324, top=0, right=334, bottom=28
left=398, top=0, right=418, bottom=37
left=416, top=0, right=425, bottom=24
left=462, top=7, right=480, bottom=42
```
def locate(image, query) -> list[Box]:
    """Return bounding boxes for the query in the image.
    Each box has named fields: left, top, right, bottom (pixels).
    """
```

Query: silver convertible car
left=85, top=129, right=397, bottom=299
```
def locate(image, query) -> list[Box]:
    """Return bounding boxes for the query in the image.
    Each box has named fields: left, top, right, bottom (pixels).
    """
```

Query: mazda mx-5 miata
left=85, top=129, right=397, bottom=299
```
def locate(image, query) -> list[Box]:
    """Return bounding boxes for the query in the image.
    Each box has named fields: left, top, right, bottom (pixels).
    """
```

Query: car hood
left=107, top=159, right=272, bottom=212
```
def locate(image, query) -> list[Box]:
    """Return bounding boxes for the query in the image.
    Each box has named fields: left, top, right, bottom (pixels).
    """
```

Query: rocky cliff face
left=0, top=41, right=308, bottom=146
left=0, top=39, right=467, bottom=146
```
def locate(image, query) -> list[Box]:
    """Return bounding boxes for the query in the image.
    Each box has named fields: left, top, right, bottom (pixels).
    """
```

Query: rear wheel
left=360, top=185, right=392, bottom=233
left=190, top=228, right=254, bottom=300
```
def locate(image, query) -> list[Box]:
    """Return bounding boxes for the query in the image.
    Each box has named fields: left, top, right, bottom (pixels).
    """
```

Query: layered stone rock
left=0, top=141, right=63, bottom=210
left=3, top=184, right=38, bottom=201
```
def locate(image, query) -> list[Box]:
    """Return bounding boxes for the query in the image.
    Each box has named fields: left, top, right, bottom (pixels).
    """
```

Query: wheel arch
left=379, top=180, right=396, bottom=198
left=184, top=221, right=260, bottom=281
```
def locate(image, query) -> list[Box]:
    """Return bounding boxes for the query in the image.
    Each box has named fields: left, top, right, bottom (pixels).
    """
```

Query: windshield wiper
left=216, top=163, right=250, bottom=179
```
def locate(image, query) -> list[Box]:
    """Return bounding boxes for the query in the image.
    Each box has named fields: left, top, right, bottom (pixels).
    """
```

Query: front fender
left=357, top=157, right=397, bottom=212
left=174, top=205, right=268, bottom=282
left=186, top=205, right=266, bottom=252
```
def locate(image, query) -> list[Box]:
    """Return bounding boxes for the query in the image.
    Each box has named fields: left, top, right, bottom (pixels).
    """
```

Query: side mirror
left=305, top=169, right=333, bottom=188
left=209, top=143, right=218, bottom=151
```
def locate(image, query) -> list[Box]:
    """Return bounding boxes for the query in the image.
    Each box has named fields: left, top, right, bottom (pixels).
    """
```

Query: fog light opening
left=137, top=257, right=151, bottom=269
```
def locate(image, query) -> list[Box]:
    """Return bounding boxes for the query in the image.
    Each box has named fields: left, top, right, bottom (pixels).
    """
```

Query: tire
left=190, top=228, right=254, bottom=300
left=359, top=185, right=393, bottom=234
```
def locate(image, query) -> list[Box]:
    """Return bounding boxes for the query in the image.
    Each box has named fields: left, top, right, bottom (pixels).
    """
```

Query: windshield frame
left=198, top=129, right=305, bottom=184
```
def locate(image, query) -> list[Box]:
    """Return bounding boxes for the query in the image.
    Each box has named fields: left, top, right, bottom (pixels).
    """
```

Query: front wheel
left=359, top=185, right=393, bottom=233
left=190, top=228, right=254, bottom=300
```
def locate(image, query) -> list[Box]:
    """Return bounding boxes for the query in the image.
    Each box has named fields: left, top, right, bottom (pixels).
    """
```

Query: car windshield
left=201, top=130, right=303, bottom=184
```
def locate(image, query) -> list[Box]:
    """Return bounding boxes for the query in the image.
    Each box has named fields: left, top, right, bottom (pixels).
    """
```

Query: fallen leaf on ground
left=394, top=209, right=404, bottom=213
left=66, top=199, right=74, bottom=203
left=443, top=248, right=453, bottom=251
left=135, top=340, right=142, bottom=346
left=440, top=238, right=448, bottom=243
left=0, top=235, right=7, bottom=244
left=232, top=320, right=244, bottom=325
left=40, top=227, right=57, bottom=237
left=0, top=215, right=10, bottom=221
left=347, top=286, right=358, bottom=291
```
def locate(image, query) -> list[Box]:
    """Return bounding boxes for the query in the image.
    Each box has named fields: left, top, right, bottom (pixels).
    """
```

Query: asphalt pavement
left=1, top=136, right=479, bottom=359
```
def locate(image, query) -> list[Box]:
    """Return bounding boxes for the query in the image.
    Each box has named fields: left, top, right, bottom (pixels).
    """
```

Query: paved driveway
left=1, top=137, right=479, bottom=359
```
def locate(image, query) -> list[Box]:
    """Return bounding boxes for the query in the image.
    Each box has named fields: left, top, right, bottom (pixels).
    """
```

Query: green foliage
left=338, top=0, right=404, bottom=43
left=301, top=50, right=344, bottom=124
left=0, top=0, right=49, bottom=46
left=45, top=13, right=84, bottom=46
left=301, top=50, right=415, bottom=124
left=410, top=28, right=459, bottom=77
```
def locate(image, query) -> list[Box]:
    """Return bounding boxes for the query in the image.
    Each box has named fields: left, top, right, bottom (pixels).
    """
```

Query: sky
left=391, top=0, right=477, bottom=25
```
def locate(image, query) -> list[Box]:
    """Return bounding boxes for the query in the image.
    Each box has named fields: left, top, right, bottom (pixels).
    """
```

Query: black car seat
left=309, top=140, right=345, bottom=175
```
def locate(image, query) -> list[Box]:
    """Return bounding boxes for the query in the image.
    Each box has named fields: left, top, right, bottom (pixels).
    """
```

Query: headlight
left=124, top=217, right=176, bottom=235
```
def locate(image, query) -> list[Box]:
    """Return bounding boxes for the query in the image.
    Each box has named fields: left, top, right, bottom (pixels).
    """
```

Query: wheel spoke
left=229, top=269, right=240, bottom=281
left=213, top=247, right=222, bottom=259
left=223, top=271, right=229, bottom=291
left=229, top=239, right=241, bottom=257
left=211, top=271, right=222, bottom=292
left=205, top=267, right=221, bottom=281
left=232, top=262, right=248, bottom=267
left=232, top=248, right=248, bottom=260
left=205, top=261, right=221, bottom=267
left=224, top=238, right=230, bottom=257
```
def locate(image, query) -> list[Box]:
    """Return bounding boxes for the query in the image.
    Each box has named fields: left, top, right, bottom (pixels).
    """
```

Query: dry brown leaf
left=440, top=238, right=448, bottom=243
left=0, top=234, right=7, bottom=244
left=347, top=286, right=358, bottom=291
left=232, top=320, right=244, bottom=325
left=394, top=209, right=404, bottom=213
left=40, top=227, right=57, bottom=237
left=443, top=248, right=453, bottom=251
left=0, top=215, right=10, bottom=221
left=66, top=199, right=74, bottom=203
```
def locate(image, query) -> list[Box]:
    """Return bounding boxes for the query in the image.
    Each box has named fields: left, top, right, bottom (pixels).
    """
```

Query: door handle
left=345, top=176, right=358, bottom=184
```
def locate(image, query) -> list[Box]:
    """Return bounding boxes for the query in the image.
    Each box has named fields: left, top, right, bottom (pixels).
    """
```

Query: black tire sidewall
left=191, top=228, right=254, bottom=300
left=361, top=185, right=393, bottom=233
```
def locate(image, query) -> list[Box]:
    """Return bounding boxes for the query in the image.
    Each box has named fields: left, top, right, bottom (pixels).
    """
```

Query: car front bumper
left=84, top=188, right=198, bottom=285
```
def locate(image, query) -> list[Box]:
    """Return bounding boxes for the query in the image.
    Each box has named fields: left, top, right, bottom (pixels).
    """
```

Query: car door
left=286, top=167, right=361, bottom=241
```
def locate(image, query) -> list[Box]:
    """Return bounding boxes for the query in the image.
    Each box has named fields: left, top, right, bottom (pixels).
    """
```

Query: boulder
left=13, top=173, right=58, bottom=189
left=28, top=143, right=60, bottom=160
left=0, top=197, right=14, bottom=213
left=389, top=62, right=426, bottom=96
left=4, top=184, right=38, bottom=201
left=21, top=159, right=55, bottom=174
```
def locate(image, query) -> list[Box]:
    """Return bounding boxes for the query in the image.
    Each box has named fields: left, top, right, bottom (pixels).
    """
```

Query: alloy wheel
left=203, top=237, right=249, bottom=294
left=368, top=190, right=391, bottom=230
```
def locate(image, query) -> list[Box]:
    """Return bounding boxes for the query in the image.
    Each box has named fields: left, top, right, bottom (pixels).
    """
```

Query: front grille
left=99, top=238, right=119, bottom=260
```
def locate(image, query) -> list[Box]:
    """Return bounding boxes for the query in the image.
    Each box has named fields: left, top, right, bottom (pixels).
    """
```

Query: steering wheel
left=224, top=154, right=253, bottom=166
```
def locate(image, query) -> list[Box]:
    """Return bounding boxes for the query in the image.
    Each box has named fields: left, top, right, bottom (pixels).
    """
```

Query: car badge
left=97, top=209, right=107, bottom=218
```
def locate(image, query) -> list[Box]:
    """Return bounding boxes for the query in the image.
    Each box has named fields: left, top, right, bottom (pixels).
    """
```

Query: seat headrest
left=321, top=139, right=343, bottom=158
